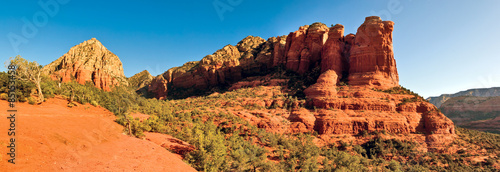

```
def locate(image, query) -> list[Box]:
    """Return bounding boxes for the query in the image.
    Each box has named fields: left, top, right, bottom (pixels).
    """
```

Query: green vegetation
left=457, top=127, right=500, bottom=152
left=0, top=71, right=36, bottom=102
left=270, top=65, right=322, bottom=99
left=310, top=22, right=327, bottom=29
left=446, top=110, right=500, bottom=122
left=361, top=138, right=417, bottom=159
left=8, top=55, right=45, bottom=103
left=374, top=86, right=424, bottom=99
left=397, top=96, right=423, bottom=106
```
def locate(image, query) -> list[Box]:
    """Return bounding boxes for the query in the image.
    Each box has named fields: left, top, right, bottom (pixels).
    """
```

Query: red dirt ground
left=0, top=97, right=196, bottom=172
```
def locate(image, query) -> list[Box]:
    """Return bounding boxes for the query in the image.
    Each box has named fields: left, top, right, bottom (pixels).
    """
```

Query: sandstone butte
left=149, top=16, right=456, bottom=149
left=42, top=38, right=129, bottom=91
left=149, top=16, right=399, bottom=99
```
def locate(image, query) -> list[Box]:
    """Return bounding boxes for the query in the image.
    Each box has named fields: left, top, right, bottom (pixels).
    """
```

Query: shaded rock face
left=321, top=24, right=345, bottom=76
left=128, top=70, right=153, bottom=90
left=128, top=70, right=154, bottom=96
left=42, top=38, right=128, bottom=91
left=149, top=16, right=399, bottom=99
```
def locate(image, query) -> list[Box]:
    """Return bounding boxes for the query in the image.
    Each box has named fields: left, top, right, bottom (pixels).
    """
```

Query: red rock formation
left=282, top=23, right=329, bottom=74
left=289, top=108, right=316, bottom=131
left=272, top=36, right=287, bottom=67
left=149, top=17, right=398, bottom=102
left=42, top=38, right=128, bottom=91
left=417, top=102, right=455, bottom=134
left=304, top=70, right=338, bottom=100
left=300, top=23, right=329, bottom=74
left=148, top=75, right=169, bottom=100
left=321, top=24, right=345, bottom=76
left=348, top=16, right=399, bottom=89
left=284, top=25, right=309, bottom=72
left=149, top=17, right=401, bottom=99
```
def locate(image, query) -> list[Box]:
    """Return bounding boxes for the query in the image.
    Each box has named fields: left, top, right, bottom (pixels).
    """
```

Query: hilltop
left=42, top=38, right=129, bottom=91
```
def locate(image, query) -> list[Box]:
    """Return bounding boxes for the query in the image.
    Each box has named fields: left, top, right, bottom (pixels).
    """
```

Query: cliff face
left=149, top=16, right=399, bottom=99
left=146, top=16, right=455, bottom=146
left=427, top=87, right=500, bottom=108
left=347, top=16, right=398, bottom=88
left=42, top=38, right=128, bottom=91
left=149, top=16, right=455, bottom=149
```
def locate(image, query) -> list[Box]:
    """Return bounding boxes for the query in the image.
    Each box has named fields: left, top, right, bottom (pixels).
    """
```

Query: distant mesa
left=42, top=38, right=128, bottom=91
left=427, top=87, right=500, bottom=108
left=429, top=87, right=500, bottom=134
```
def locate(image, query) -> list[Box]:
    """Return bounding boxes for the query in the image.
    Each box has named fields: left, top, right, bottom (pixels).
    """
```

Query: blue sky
left=1, top=0, right=499, bottom=98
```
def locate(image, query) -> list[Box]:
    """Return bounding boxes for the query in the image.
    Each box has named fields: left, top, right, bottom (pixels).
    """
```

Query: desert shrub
left=354, top=145, right=367, bottom=157
left=388, top=160, right=401, bottom=171
left=67, top=102, right=77, bottom=108
left=397, top=96, right=422, bottom=106
left=40, top=76, right=59, bottom=99
left=229, top=136, right=268, bottom=171
left=27, top=97, right=36, bottom=105
left=185, top=121, right=229, bottom=172
left=0, top=72, right=35, bottom=102
left=362, top=138, right=417, bottom=159
left=457, top=127, right=500, bottom=151
left=0, top=93, right=7, bottom=100
left=333, top=151, right=368, bottom=171
left=285, top=66, right=322, bottom=99
left=283, top=134, right=320, bottom=171
left=90, top=100, right=99, bottom=107
left=374, top=86, right=421, bottom=97
left=115, top=115, right=148, bottom=138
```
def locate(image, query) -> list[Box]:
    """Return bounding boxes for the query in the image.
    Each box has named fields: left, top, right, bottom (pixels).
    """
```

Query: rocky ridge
left=128, top=70, right=154, bottom=90
left=149, top=16, right=399, bottom=99
left=427, top=87, right=500, bottom=108
left=42, top=38, right=128, bottom=91
left=147, top=16, right=456, bottom=149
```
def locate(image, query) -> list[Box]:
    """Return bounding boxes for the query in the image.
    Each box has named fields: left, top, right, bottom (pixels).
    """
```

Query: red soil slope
left=0, top=97, right=195, bottom=172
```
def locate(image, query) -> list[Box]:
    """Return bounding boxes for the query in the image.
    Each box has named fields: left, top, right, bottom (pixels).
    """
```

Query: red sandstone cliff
left=42, top=38, right=128, bottom=91
left=147, top=16, right=455, bottom=149
left=348, top=16, right=398, bottom=88
left=149, top=16, right=399, bottom=99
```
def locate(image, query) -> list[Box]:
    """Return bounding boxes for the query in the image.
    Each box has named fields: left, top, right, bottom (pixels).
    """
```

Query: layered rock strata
left=42, top=38, right=128, bottom=91
left=149, top=16, right=399, bottom=99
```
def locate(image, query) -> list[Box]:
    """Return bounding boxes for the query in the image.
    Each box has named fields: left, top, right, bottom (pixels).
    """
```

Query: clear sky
left=1, top=0, right=499, bottom=98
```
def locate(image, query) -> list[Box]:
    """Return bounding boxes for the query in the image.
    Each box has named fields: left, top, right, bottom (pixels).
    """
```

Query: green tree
left=8, top=55, right=44, bottom=103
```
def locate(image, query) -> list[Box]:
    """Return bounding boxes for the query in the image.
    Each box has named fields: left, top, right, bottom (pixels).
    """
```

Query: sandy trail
left=0, top=97, right=196, bottom=172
